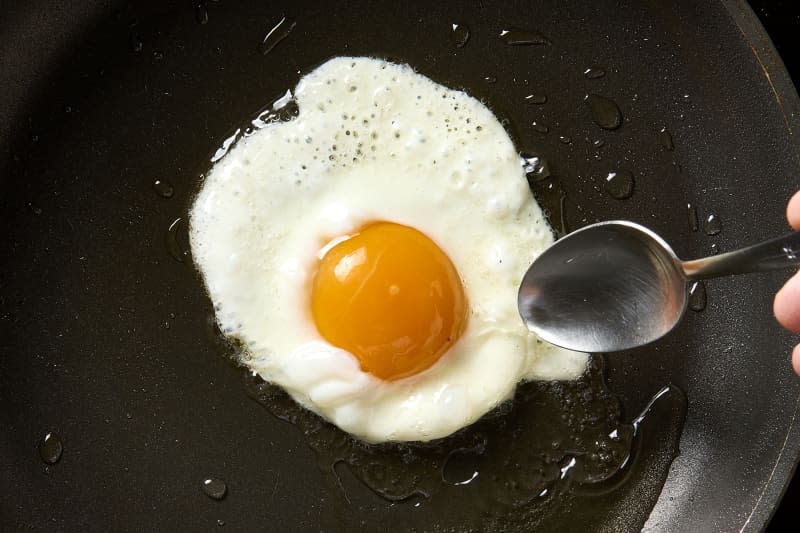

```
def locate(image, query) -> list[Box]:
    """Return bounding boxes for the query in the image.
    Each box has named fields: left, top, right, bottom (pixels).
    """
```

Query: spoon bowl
left=518, top=221, right=800, bottom=353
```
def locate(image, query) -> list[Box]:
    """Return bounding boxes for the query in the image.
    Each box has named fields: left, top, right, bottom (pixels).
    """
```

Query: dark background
left=751, top=0, right=800, bottom=529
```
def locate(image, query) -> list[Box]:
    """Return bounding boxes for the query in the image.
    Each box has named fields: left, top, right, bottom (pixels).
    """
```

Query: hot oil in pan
left=239, top=358, right=685, bottom=531
left=191, top=49, right=686, bottom=532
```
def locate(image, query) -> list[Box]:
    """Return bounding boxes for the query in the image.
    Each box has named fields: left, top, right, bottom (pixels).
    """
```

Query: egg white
left=190, top=57, right=587, bottom=443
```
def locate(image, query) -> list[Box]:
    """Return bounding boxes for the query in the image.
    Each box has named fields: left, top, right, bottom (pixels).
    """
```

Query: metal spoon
left=517, top=220, right=800, bottom=353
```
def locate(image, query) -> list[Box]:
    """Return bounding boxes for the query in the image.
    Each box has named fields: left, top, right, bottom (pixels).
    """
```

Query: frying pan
left=2, top=0, right=799, bottom=530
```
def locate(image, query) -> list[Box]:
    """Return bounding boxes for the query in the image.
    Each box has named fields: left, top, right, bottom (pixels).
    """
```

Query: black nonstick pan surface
left=2, top=0, right=800, bottom=531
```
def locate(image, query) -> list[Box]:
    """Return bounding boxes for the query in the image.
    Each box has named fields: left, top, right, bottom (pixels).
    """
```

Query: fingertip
left=787, top=191, right=800, bottom=231
left=774, top=271, right=800, bottom=332
left=792, top=344, right=800, bottom=376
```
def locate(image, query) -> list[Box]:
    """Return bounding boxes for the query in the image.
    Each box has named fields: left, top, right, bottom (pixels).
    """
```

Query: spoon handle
left=682, top=232, right=800, bottom=280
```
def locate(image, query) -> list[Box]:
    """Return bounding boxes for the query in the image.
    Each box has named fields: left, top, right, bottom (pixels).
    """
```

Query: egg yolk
left=311, top=222, right=467, bottom=381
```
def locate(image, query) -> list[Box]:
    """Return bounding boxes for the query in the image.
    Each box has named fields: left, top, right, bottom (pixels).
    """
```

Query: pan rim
left=648, top=1, right=800, bottom=531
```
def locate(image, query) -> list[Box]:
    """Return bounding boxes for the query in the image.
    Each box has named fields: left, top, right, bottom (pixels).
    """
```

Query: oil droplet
left=558, top=456, right=577, bottom=479
left=39, top=433, right=63, bottom=465
left=247, top=93, right=300, bottom=135
left=26, top=201, right=43, bottom=215
left=558, top=195, right=569, bottom=236
left=260, top=16, right=296, bottom=55
left=659, top=127, right=674, bottom=151
left=152, top=51, right=164, bottom=62
left=586, top=94, right=623, bottom=130
left=783, top=245, right=798, bottom=261
left=604, top=170, right=634, bottom=199
left=688, top=281, right=707, bottom=312
left=211, top=128, right=242, bottom=163
left=532, top=121, right=549, bottom=134
left=202, top=478, right=228, bottom=500
left=196, top=3, right=209, bottom=25
left=442, top=447, right=484, bottom=485
left=525, top=93, right=547, bottom=105
left=521, top=153, right=551, bottom=180
left=129, top=32, right=143, bottom=53
left=499, top=28, right=550, bottom=46
left=450, top=23, right=470, bottom=48
left=217, top=519, right=225, bottom=527
left=687, top=203, right=699, bottom=231
left=592, top=139, right=605, bottom=148
left=167, top=217, right=190, bottom=263
left=484, top=76, right=498, bottom=84
left=271, top=89, right=297, bottom=113
left=558, top=135, right=572, bottom=144
left=584, top=67, right=606, bottom=79
left=710, top=243, right=720, bottom=255
left=704, top=214, right=722, bottom=236
left=153, top=179, right=174, bottom=198
left=405, top=494, right=427, bottom=508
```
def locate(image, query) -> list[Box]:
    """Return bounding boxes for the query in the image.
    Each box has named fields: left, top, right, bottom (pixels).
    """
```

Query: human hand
left=773, top=191, right=800, bottom=375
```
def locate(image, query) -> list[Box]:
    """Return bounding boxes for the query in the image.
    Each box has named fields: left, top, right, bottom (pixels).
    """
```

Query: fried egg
left=189, top=57, right=587, bottom=443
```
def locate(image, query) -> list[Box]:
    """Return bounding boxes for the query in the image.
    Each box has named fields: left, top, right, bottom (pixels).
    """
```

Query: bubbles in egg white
left=190, top=57, right=587, bottom=443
